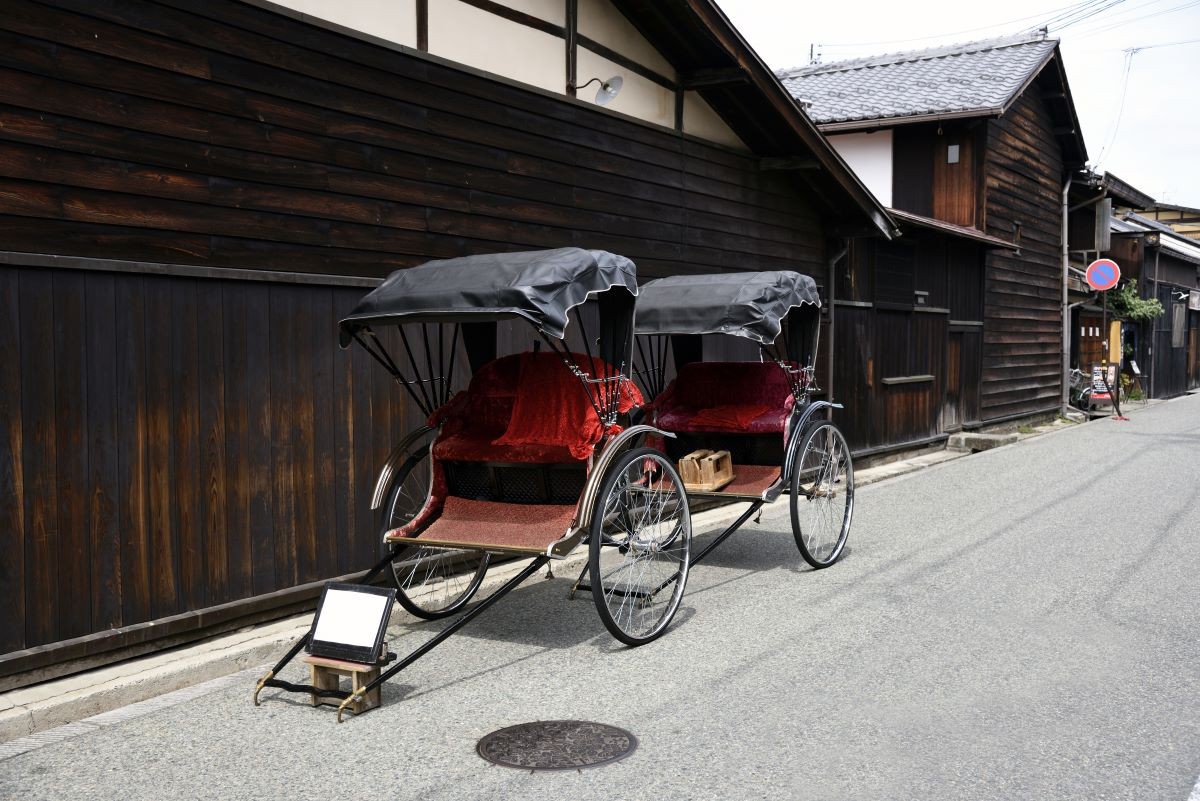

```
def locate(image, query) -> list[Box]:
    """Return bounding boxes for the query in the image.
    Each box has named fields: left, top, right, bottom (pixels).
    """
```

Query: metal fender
left=369, top=425, right=436, bottom=511
left=573, top=425, right=676, bottom=533
left=782, top=401, right=843, bottom=481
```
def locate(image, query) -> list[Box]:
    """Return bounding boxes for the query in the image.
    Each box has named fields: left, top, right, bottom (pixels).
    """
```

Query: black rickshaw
left=630, top=271, right=854, bottom=571
left=254, top=248, right=695, bottom=720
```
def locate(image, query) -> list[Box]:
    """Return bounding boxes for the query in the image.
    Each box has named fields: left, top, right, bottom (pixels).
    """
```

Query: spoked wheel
left=588, top=447, right=691, bottom=646
left=789, top=421, right=854, bottom=569
left=381, top=446, right=490, bottom=619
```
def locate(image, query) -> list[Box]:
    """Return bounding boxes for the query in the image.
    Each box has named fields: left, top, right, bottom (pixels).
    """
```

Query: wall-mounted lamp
left=573, top=75, right=623, bottom=106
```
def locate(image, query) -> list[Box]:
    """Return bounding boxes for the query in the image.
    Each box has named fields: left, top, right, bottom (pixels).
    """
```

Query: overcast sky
left=716, top=0, right=1200, bottom=208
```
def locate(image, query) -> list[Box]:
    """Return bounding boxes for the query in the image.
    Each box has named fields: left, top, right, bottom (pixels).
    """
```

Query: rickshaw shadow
left=374, top=582, right=699, bottom=704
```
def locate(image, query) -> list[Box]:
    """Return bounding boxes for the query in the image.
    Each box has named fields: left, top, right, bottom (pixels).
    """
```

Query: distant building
left=780, top=33, right=1096, bottom=444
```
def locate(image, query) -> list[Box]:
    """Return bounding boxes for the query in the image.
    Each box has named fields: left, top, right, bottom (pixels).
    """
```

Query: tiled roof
left=777, top=34, right=1058, bottom=126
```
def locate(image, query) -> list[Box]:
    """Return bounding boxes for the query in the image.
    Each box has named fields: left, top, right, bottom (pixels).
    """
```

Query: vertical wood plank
left=197, top=280, right=229, bottom=606
left=0, top=267, right=27, bottom=652
left=115, top=274, right=150, bottom=627
left=221, top=281, right=253, bottom=601
left=172, top=278, right=205, bottom=613
left=310, top=289, right=338, bottom=580
left=52, top=270, right=92, bottom=639
left=143, top=277, right=180, bottom=619
left=243, top=282, right=276, bottom=596
left=332, top=289, right=357, bottom=577
left=350, top=331, right=376, bottom=569
left=84, top=272, right=122, bottom=632
left=269, top=285, right=297, bottom=588
left=20, top=269, right=60, bottom=647
left=290, top=285, right=318, bottom=584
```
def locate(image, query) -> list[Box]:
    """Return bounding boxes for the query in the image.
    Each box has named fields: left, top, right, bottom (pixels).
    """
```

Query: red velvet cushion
left=431, top=352, right=641, bottom=464
left=651, top=361, right=792, bottom=434
left=493, top=352, right=641, bottom=461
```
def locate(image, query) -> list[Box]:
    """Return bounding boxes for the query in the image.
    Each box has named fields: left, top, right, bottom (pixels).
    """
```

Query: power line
left=1124, top=36, right=1200, bottom=47
left=1093, top=48, right=1137, bottom=168
left=816, top=0, right=1096, bottom=48
left=1069, top=0, right=1200, bottom=37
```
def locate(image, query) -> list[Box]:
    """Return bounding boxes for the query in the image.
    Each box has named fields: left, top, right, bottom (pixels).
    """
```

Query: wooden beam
left=759, top=156, right=820, bottom=171
left=416, top=0, right=428, bottom=51
left=680, top=67, right=746, bottom=89
left=456, top=0, right=565, bottom=38
left=577, top=33, right=676, bottom=90
left=565, top=0, right=577, bottom=96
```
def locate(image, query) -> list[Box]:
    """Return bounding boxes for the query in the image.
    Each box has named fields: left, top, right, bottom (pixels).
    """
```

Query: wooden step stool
left=301, top=654, right=387, bottom=716
left=678, top=449, right=734, bottom=492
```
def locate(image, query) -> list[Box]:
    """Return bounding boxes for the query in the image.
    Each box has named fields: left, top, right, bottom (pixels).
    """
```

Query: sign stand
left=1086, top=259, right=1128, bottom=422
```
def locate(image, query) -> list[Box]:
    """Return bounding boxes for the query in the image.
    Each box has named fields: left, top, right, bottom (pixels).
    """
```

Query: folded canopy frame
left=337, top=247, right=639, bottom=427
left=633, top=270, right=823, bottom=404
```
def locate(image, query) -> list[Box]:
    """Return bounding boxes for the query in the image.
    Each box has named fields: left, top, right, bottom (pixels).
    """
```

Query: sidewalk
left=0, top=409, right=1106, bottom=747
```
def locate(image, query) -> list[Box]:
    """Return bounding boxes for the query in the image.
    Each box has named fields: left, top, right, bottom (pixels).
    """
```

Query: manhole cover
left=477, top=720, right=637, bottom=771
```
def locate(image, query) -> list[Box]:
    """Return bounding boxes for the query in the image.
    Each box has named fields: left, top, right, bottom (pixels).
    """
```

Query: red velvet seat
left=651, top=361, right=793, bottom=435
left=430, top=351, right=641, bottom=464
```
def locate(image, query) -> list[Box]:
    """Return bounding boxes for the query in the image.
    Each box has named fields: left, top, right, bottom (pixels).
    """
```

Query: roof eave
left=887, top=208, right=1017, bottom=249
left=679, top=0, right=898, bottom=240
left=816, top=107, right=1002, bottom=133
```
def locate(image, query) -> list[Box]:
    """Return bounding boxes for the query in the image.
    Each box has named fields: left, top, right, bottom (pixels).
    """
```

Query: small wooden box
left=678, top=449, right=734, bottom=492
left=302, top=654, right=384, bottom=715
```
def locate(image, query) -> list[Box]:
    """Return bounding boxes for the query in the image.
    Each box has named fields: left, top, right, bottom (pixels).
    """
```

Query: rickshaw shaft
left=687, top=501, right=765, bottom=569
left=343, top=555, right=550, bottom=715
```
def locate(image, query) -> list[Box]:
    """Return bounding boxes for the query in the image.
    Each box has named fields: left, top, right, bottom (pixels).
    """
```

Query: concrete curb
left=0, top=406, right=1141, bottom=745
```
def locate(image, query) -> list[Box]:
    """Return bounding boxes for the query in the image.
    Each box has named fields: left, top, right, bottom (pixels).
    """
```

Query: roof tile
left=777, top=35, right=1058, bottom=125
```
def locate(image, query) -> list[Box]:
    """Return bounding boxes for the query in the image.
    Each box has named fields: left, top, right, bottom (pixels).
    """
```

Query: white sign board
left=1190, top=290, right=1200, bottom=312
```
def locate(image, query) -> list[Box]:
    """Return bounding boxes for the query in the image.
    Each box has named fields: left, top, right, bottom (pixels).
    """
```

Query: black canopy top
left=634, top=271, right=821, bottom=345
left=338, top=248, right=637, bottom=346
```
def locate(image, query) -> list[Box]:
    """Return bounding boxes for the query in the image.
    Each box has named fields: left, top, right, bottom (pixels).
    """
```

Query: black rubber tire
left=588, top=447, right=691, bottom=646
left=382, top=448, right=490, bottom=619
left=789, top=421, right=854, bottom=569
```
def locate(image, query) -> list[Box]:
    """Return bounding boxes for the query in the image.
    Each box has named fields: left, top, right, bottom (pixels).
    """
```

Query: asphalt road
left=4, top=395, right=1200, bottom=801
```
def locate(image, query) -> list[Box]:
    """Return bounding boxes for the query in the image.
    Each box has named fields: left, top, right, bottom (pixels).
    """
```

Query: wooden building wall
left=832, top=233, right=985, bottom=453
left=981, top=88, right=1066, bottom=421
left=0, top=0, right=832, bottom=664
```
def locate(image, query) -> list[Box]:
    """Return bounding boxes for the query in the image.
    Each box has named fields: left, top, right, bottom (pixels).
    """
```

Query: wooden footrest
left=386, top=497, right=577, bottom=555
left=302, top=654, right=387, bottom=715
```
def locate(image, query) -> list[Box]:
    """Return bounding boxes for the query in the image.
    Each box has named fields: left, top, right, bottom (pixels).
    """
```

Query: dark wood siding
left=0, top=0, right=826, bottom=280
left=0, top=0, right=836, bottom=666
left=981, top=89, right=1065, bottom=420
left=0, top=265, right=398, bottom=653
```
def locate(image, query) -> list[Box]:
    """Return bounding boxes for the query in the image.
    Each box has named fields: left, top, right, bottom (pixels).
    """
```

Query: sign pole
left=1085, top=258, right=1128, bottom=422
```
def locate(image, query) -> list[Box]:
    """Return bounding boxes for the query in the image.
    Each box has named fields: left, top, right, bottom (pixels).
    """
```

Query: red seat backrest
left=671, top=361, right=793, bottom=409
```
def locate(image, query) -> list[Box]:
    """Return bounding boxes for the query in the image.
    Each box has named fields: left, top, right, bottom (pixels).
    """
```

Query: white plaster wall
left=270, top=0, right=417, bottom=47
left=828, top=131, right=893, bottom=208
left=577, top=48, right=673, bottom=129
left=429, top=0, right=565, bottom=94
left=503, top=0, right=565, bottom=24
left=577, top=0, right=676, bottom=79
left=683, top=91, right=747, bottom=151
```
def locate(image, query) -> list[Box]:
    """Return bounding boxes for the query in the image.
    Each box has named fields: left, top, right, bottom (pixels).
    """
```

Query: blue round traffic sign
left=1086, top=259, right=1121, bottom=291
